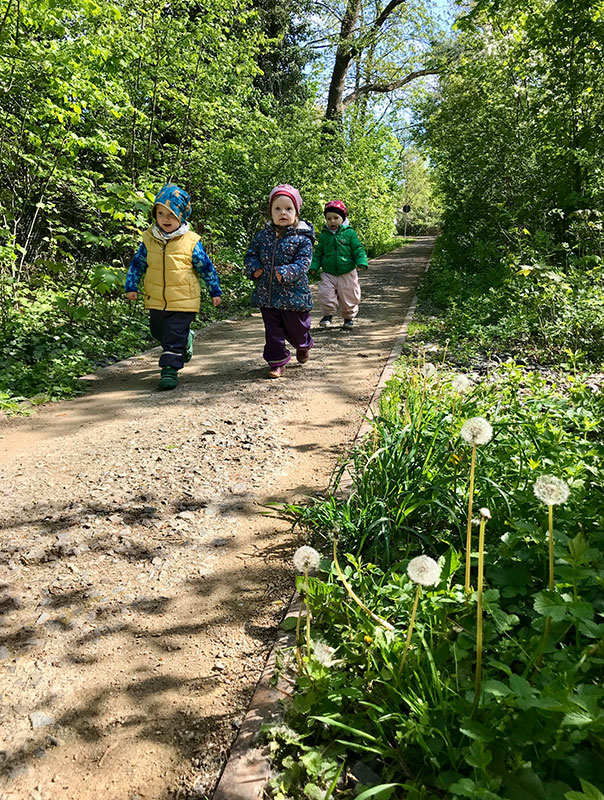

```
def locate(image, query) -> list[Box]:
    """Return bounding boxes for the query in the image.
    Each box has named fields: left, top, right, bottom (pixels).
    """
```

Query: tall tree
left=322, top=0, right=441, bottom=121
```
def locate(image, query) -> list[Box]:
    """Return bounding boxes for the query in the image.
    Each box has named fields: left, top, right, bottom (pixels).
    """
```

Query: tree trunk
left=325, top=0, right=362, bottom=121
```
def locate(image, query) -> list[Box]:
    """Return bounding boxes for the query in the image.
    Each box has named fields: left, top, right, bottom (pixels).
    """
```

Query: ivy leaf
left=482, top=679, right=511, bottom=698
left=565, top=779, right=604, bottom=800
left=503, top=768, right=547, bottom=800
left=533, top=592, right=569, bottom=622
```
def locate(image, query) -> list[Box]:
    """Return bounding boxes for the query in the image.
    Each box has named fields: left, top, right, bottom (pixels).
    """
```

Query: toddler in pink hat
left=244, top=185, right=315, bottom=378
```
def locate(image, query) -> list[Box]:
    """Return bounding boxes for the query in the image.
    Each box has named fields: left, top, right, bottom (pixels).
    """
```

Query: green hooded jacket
left=310, top=221, right=368, bottom=276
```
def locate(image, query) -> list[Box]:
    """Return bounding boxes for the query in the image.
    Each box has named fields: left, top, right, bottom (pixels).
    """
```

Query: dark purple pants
left=149, top=309, right=196, bottom=370
left=260, top=307, right=314, bottom=367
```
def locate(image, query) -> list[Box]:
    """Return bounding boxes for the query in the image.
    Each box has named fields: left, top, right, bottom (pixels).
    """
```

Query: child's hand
left=253, top=268, right=264, bottom=278
left=126, top=291, right=138, bottom=300
left=275, top=271, right=282, bottom=282
left=212, top=296, right=222, bottom=307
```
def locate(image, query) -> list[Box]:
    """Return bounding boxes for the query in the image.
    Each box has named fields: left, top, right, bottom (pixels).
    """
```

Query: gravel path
left=0, top=238, right=433, bottom=800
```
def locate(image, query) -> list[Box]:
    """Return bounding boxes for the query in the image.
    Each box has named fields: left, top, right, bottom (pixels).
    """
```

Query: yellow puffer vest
left=142, top=228, right=202, bottom=312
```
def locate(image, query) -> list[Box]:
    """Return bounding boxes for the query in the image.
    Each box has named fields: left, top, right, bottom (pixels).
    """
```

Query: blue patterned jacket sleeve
left=275, top=237, right=313, bottom=284
left=244, top=235, right=264, bottom=278
left=192, top=240, right=222, bottom=297
left=125, top=243, right=147, bottom=293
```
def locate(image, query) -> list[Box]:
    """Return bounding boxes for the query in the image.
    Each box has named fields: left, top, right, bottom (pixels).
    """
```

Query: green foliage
left=273, top=361, right=604, bottom=797
left=0, top=0, right=412, bottom=404
left=413, top=0, right=604, bottom=368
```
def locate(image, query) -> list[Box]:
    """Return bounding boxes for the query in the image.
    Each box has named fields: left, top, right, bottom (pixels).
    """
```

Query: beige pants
left=317, top=270, right=361, bottom=320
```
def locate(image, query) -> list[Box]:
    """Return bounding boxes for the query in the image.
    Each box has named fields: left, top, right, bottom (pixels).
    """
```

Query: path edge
left=212, top=246, right=430, bottom=799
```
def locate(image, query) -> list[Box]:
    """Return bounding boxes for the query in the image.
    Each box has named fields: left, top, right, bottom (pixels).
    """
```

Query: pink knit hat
left=324, top=200, right=348, bottom=220
left=269, top=184, right=302, bottom=214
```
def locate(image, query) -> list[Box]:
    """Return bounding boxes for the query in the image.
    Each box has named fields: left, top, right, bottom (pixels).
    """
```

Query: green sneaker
left=184, top=330, right=195, bottom=363
left=158, top=366, right=179, bottom=391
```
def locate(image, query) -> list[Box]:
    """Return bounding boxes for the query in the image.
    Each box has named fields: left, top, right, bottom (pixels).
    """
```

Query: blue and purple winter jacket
left=244, top=221, right=315, bottom=311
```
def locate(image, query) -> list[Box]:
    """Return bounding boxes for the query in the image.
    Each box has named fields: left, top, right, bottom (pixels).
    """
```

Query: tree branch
left=342, top=67, right=439, bottom=107
left=373, top=0, right=406, bottom=30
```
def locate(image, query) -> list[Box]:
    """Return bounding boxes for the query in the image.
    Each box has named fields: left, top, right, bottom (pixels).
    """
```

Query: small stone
left=35, top=612, right=50, bottom=626
left=30, top=711, right=55, bottom=729
left=24, top=548, right=46, bottom=562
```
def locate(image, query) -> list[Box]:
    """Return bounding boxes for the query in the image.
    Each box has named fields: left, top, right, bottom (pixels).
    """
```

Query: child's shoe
left=342, top=319, right=354, bottom=330
left=158, top=366, right=179, bottom=390
left=267, top=365, right=285, bottom=379
left=319, top=315, right=333, bottom=328
left=296, top=349, right=309, bottom=364
left=184, top=330, right=195, bottom=363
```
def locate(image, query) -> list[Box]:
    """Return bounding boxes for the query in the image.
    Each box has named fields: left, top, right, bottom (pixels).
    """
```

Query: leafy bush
left=271, top=362, right=604, bottom=798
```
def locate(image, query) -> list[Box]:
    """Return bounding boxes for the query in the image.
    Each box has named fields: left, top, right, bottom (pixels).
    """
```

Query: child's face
left=155, top=205, right=180, bottom=233
left=271, top=196, right=297, bottom=228
left=325, top=212, right=344, bottom=231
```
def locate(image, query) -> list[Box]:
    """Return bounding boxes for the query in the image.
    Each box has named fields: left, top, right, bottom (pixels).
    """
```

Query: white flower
left=407, top=555, right=441, bottom=587
left=420, top=362, right=437, bottom=378
left=452, top=374, right=472, bottom=394
left=293, top=546, right=321, bottom=573
left=533, top=475, right=570, bottom=506
left=479, top=507, right=491, bottom=519
left=312, top=641, right=335, bottom=666
left=460, top=417, right=493, bottom=446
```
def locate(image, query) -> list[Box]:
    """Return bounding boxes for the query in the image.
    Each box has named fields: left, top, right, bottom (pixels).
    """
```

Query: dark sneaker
left=342, top=319, right=354, bottom=330
left=296, top=349, right=309, bottom=364
left=319, top=315, right=333, bottom=328
left=184, top=330, right=195, bottom=363
left=158, top=366, right=179, bottom=390
left=267, top=365, right=285, bottom=379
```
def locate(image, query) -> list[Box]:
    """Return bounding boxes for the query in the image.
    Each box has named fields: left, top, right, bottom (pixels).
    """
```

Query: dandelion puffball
left=452, top=374, right=472, bottom=394
left=407, top=555, right=441, bottom=587
left=460, top=417, right=493, bottom=446
left=533, top=475, right=570, bottom=506
left=312, top=641, right=335, bottom=666
left=293, top=545, right=321, bottom=573
left=420, top=362, right=437, bottom=378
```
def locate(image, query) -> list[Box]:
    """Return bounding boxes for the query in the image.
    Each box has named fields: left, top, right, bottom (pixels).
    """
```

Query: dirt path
left=0, top=238, right=433, bottom=800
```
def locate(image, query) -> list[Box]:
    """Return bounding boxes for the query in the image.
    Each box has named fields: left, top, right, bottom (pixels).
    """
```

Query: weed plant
left=270, top=362, right=604, bottom=799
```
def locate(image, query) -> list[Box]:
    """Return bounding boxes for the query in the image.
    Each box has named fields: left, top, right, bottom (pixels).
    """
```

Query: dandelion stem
left=332, top=537, right=394, bottom=631
left=304, top=567, right=311, bottom=659
left=473, top=514, right=487, bottom=705
left=465, top=444, right=477, bottom=592
left=399, top=584, right=421, bottom=672
left=548, top=504, right=554, bottom=592
left=295, top=594, right=304, bottom=672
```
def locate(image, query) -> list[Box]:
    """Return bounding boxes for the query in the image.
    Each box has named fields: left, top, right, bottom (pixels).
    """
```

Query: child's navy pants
left=149, top=309, right=196, bottom=370
left=260, top=307, right=314, bottom=367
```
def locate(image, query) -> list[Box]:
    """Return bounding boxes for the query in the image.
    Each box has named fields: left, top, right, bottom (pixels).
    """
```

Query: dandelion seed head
left=452, top=374, right=472, bottom=394
left=312, top=641, right=335, bottom=666
left=533, top=475, right=570, bottom=506
left=460, top=416, right=493, bottom=446
left=407, top=555, right=441, bottom=587
left=293, top=545, right=321, bottom=573
left=420, top=362, right=437, bottom=378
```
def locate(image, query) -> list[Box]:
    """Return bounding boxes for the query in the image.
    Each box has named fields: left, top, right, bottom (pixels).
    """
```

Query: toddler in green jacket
left=309, top=200, right=368, bottom=330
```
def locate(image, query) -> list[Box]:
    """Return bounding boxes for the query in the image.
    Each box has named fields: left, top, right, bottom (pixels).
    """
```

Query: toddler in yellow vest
left=125, top=184, right=222, bottom=390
